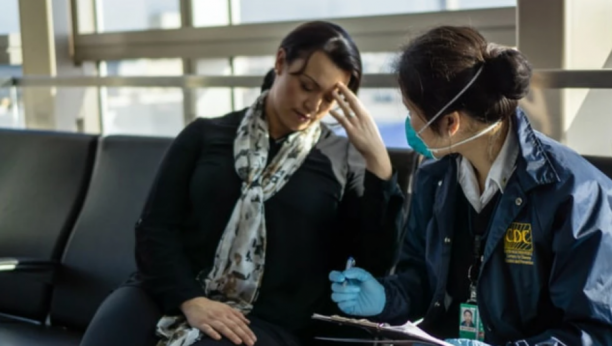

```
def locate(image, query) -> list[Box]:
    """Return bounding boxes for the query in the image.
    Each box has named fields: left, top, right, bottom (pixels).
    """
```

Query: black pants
left=80, top=286, right=320, bottom=346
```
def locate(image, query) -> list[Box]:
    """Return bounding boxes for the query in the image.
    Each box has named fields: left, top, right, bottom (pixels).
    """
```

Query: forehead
left=291, top=50, right=351, bottom=91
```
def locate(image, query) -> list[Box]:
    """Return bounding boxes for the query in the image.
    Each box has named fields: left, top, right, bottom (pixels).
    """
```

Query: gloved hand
left=329, top=267, right=386, bottom=316
left=445, top=339, right=491, bottom=346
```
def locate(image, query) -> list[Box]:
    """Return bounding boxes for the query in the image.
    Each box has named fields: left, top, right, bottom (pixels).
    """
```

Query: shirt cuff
left=160, top=285, right=206, bottom=315
left=367, top=276, right=406, bottom=324
left=364, top=168, right=401, bottom=199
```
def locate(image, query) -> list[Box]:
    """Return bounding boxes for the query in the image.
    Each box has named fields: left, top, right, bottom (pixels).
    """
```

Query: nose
left=304, top=94, right=324, bottom=114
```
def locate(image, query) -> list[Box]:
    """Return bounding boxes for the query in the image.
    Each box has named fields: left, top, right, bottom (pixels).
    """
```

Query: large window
left=192, top=0, right=232, bottom=27
left=191, top=0, right=516, bottom=26
left=101, top=59, right=184, bottom=136
left=92, top=0, right=517, bottom=31
left=456, top=0, right=516, bottom=10
left=74, top=0, right=516, bottom=145
left=0, top=80, right=20, bottom=129
left=357, top=52, right=405, bottom=147
left=194, top=59, right=233, bottom=118
left=229, top=0, right=442, bottom=24
left=0, top=0, right=21, bottom=128
left=97, top=0, right=180, bottom=32
left=0, top=0, right=20, bottom=35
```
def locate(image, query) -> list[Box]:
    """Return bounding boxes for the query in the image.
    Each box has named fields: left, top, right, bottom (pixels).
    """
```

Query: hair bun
left=261, top=68, right=276, bottom=92
left=485, top=46, right=532, bottom=100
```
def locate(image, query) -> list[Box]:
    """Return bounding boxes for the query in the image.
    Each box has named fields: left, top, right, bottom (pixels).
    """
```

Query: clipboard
left=312, top=314, right=454, bottom=346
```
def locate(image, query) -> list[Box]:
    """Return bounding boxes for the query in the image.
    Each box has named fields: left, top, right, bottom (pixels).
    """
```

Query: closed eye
left=301, top=82, right=314, bottom=92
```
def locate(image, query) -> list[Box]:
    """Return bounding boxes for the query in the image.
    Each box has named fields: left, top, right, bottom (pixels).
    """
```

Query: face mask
left=405, top=115, right=435, bottom=159
left=404, top=66, right=499, bottom=159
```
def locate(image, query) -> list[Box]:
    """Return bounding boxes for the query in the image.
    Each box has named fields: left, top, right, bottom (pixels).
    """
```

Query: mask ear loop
left=487, top=126, right=495, bottom=161
left=487, top=118, right=507, bottom=161
left=447, top=128, right=453, bottom=155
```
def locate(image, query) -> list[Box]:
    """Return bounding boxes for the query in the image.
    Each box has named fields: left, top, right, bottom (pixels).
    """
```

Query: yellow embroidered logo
left=504, top=222, right=534, bottom=265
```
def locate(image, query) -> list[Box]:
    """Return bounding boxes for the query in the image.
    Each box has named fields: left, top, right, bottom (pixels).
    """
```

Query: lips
left=294, top=109, right=310, bottom=123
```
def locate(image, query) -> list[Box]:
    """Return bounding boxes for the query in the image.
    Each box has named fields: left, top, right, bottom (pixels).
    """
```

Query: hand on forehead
left=287, top=50, right=351, bottom=95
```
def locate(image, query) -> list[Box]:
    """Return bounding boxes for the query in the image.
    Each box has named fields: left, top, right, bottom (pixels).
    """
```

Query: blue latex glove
left=445, top=339, right=491, bottom=346
left=329, top=267, right=386, bottom=316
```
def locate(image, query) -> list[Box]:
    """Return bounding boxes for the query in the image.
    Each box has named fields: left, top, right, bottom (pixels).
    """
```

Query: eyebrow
left=301, top=73, right=321, bottom=90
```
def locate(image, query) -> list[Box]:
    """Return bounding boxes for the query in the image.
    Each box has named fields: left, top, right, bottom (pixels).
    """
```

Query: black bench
left=0, top=133, right=171, bottom=345
left=0, top=129, right=421, bottom=345
left=0, top=129, right=97, bottom=323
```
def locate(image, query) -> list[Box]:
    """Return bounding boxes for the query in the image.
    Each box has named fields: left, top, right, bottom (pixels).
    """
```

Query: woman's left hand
left=329, top=82, right=393, bottom=180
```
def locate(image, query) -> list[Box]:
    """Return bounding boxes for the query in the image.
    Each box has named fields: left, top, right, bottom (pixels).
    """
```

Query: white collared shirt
left=457, top=123, right=519, bottom=213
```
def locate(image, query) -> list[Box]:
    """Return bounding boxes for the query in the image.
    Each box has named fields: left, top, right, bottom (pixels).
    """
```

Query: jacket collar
left=513, top=108, right=560, bottom=191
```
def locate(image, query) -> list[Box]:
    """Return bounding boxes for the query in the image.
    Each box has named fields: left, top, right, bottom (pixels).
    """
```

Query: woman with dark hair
left=80, top=21, right=405, bottom=346
left=329, top=26, right=612, bottom=345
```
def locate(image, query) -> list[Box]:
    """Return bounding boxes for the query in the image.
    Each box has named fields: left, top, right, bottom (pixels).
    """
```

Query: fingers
left=336, top=82, right=362, bottom=111
left=329, top=109, right=352, bottom=129
left=329, top=270, right=346, bottom=283
left=231, top=309, right=251, bottom=325
left=338, top=300, right=358, bottom=314
left=332, top=90, right=354, bottom=119
left=226, top=315, right=257, bottom=345
left=332, top=292, right=359, bottom=303
left=200, top=323, right=222, bottom=341
left=343, top=267, right=373, bottom=281
left=210, top=319, right=253, bottom=346
left=332, top=282, right=361, bottom=293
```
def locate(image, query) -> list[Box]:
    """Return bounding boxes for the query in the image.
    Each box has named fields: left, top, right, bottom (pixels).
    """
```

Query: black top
left=133, top=109, right=405, bottom=336
left=435, top=187, right=501, bottom=339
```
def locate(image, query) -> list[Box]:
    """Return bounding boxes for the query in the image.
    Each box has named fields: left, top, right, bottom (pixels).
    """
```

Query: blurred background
left=1, top=0, right=611, bottom=154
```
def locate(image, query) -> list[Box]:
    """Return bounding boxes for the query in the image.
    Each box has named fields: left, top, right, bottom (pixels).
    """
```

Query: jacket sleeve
left=374, top=166, right=434, bottom=324
left=510, top=178, right=612, bottom=346
left=337, top=144, right=406, bottom=277
left=135, top=119, right=207, bottom=315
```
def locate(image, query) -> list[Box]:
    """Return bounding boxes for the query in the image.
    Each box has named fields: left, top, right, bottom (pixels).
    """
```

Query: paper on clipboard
left=314, top=337, right=441, bottom=344
left=312, top=314, right=454, bottom=346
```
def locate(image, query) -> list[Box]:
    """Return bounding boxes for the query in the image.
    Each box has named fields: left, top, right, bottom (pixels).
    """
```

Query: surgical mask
left=404, top=66, right=500, bottom=159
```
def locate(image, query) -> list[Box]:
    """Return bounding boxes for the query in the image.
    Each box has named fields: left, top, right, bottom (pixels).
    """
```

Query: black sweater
left=434, top=187, right=501, bottom=339
left=134, top=109, right=405, bottom=335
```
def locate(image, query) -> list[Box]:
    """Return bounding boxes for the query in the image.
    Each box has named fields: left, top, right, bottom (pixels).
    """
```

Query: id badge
left=459, top=303, right=485, bottom=341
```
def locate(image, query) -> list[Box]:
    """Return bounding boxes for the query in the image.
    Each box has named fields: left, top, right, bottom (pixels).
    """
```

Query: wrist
left=364, top=153, right=393, bottom=181
left=180, top=296, right=208, bottom=312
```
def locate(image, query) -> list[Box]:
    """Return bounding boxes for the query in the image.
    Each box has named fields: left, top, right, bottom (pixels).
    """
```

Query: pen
left=343, top=257, right=355, bottom=286
left=345, top=256, right=356, bottom=270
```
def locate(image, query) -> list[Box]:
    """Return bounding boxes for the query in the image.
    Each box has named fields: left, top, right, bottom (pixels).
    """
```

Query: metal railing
left=7, top=69, right=612, bottom=89
left=72, top=7, right=516, bottom=62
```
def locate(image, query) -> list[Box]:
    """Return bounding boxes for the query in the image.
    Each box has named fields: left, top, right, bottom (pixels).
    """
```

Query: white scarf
left=156, top=91, right=321, bottom=346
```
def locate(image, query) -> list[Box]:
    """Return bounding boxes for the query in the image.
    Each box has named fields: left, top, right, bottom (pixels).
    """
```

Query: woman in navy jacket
left=329, top=26, right=612, bottom=346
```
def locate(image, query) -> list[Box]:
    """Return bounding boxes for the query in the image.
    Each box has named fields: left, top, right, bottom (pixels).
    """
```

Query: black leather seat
left=387, top=148, right=422, bottom=271
left=388, top=148, right=421, bottom=194
left=0, top=322, right=81, bottom=346
left=0, top=129, right=421, bottom=345
left=0, top=135, right=172, bottom=345
left=49, top=136, right=172, bottom=332
left=0, top=129, right=97, bottom=322
left=583, top=155, right=612, bottom=180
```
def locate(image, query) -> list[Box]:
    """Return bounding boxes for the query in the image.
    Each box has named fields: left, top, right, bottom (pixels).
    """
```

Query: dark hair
left=464, top=310, right=473, bottom=317
left=260, top=21, right=362, bottom=93
left=396, top=26, right=532, bottom=132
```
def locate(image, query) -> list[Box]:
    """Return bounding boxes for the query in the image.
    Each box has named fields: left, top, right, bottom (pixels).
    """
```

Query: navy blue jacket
left=378, top=110, right=612, bottom=345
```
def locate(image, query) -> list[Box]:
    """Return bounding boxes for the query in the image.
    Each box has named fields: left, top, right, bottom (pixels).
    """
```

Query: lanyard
left=465, top=194, right=502, bottom=304
left=467, top=233, right=484, bottom=304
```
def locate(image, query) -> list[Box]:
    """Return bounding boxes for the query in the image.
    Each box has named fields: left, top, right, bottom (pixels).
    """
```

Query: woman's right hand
left=180, top=297, right=257, bottom=346
left=329, top=267, right=386, bottom=316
